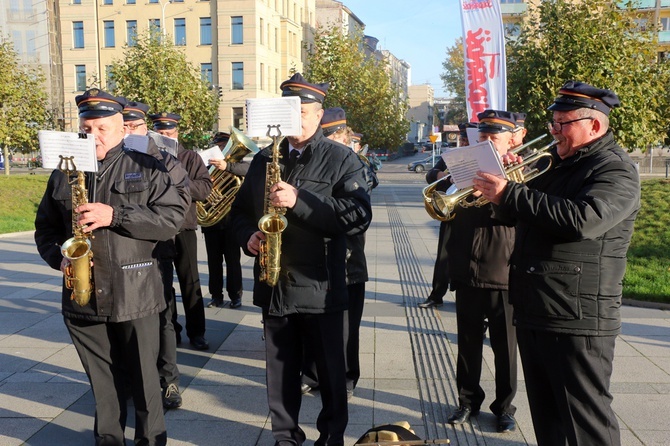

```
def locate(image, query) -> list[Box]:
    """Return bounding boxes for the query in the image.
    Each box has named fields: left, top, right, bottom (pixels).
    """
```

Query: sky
left=339, top=0, right=464, bottom=98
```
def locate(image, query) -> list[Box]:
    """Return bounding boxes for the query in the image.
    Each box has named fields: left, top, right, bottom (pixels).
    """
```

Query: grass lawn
left=0, top=174, right=668, bottom=304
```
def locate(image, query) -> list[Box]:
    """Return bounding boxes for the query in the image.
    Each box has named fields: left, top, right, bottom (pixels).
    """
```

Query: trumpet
left=423, top=134, right=557, bottom=222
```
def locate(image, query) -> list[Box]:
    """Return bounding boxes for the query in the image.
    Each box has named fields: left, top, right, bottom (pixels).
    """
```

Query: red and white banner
left=459, top=0, right=507, bottom=122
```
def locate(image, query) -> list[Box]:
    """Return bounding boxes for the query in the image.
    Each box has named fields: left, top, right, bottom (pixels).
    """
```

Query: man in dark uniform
left=445, top=111, right=518, bottom=433
left=149, top=112, right=212, bottom=351
left=419, top=122, right=476, bottom=309
left=475, top=81, right=640, bottom=445
left=202, top=131, right=247, bottom=309
left=511, top=112, right=528, bottom=148
left=123, top=102, right=187, bottom=409
left=301, top=108, right=378, bottom=400
left=230, top=73, right=372, bottom=446
left=34, top=89, right=189, bottom=445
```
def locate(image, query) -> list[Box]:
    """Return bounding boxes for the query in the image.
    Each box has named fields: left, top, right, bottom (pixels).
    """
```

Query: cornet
left=422, top=134, right=557, bottom=222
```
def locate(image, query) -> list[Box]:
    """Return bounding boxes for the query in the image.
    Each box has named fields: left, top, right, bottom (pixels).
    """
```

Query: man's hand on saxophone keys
left=247, top=231, right=265, bottom=255
left=269, top=181, right=298, bottom=209
left=75, top=203, right=114, bottom=232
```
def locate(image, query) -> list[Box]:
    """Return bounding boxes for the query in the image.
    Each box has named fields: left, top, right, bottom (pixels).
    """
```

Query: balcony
left=500, top=3, right=527, bottom=15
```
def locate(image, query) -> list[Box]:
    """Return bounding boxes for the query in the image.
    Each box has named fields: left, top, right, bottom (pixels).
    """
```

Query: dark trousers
left=65, top=315, right=166, bottom=446
left=455, top=286, right=517, bottom=415
left=157, top=258, right=179, bottom=387
left=203, top=226, right=243, bottom=301
left=303, top=283, right=366, bottom=393
left=172, top=229, right=205, bottom=339
left=429, top=222, right=450, bottom=302
left=264, top=309, right=348, bottom=446
left=517, top=329, right=620, bottom=446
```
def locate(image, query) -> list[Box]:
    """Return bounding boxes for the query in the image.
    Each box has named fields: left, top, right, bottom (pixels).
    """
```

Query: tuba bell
left=196, top=127, right=259, bottom=227
left=423, top=134, right=556, bottom=222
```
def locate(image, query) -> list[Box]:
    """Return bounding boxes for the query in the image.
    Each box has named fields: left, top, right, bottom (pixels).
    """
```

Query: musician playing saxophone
left=34, top=89, right=188, bottom=445
left=229, top=73, right=371, bottom=446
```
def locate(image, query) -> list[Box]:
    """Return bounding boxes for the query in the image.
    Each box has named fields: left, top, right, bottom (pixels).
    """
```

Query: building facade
left=55, top=0, right=315, bottom=131
left=407, top=84, right=434, bottom=144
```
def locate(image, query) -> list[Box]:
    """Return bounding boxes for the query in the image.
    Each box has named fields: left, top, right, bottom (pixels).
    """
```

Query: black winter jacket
left=34, top=143, right=189, bottom=322
left=498, top=131, right=640, bottom=336
left=230, top=128, right=372, bottom=315
left=177, top=145, right=212, bottom=231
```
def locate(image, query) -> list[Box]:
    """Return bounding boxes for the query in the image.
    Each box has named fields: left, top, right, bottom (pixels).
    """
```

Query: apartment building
left=56, top=0, right=315, bottom=130
left=407, top=84, right=434, bottom=143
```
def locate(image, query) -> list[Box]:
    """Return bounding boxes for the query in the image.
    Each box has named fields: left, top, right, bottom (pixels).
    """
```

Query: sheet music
left=124, top=134, right=150, bottom=153
left=38, top=130, right=98, bottom=172
left=198, top=146, right=224, bottom=166
left=245, top=97, right=301, bottom=138
left=441, top=140, right=505, bottom=189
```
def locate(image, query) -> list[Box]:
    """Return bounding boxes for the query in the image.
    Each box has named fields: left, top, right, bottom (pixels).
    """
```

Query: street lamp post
left=160, top=0, right=172, bottom=38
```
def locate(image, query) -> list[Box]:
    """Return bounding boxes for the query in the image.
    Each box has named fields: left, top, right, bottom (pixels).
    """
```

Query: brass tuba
left=257, top=126, right=287, bottom=287
left=423, top=134, right=557, bottom=222
left=58, top=156, right=93, bottom=306
left=196, top=127, right=259, bottom=227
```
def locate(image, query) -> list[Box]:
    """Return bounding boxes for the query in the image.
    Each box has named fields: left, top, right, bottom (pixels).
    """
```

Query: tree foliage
left=109, top=30, right=218, bottom=150
left=0, top=38, right=49, bottom=164
left=305, top=25, right=410, bottom=151
left=440, top=38, right=469, bottom=125
left=507, top=0, right=670, bottom=149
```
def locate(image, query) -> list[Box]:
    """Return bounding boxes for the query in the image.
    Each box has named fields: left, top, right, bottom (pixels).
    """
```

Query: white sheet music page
left=245, top=97, right=301, bottom=138
left=38, top=130, right=98, bottom=172
left=441, top=140, right=505, bottom=189
left=198, top=146, right=224, bottom=166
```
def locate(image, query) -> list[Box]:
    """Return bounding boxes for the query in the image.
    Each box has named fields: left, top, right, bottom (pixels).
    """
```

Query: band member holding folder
left=445, top=110, right=518, bottom=434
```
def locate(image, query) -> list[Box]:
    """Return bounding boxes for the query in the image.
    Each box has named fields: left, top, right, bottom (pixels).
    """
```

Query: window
left=260, top=18, right=264, bottom=45
left=104, top=21, right=115, bottom=47
left=662, top=17, right=669, bottom=31
left=231, top=16, right=243, bottom=44
left=127, top=20, right=137, bottom=46
left=149, top=0, right=158, bottom=3
left=260, top=62, right=264, bottom=90
left=73, top=0, right=81, bottom=4
left=103, top=0, right=112, bottom=5
left=174, top=18, right=186, bottom=45
left=126, top=0, right=135, bottom=4
left=149, top=18, right=161, bottom=34
left=274, top=27, right=277, bottom=51
left=232, top=62, right=243, bottom=90
left=201, top=63, right=212, bottom=84
left=73, top=21, right=84, bottom=48
left=26, top=30, right=36, bottom=56
left=106, top=65, right=116, bottom=92
left=200, top=17, right=212, bottom=45
left=75, top=65, right=86, bottom=91
left=232, top=107, right=243, bottom=129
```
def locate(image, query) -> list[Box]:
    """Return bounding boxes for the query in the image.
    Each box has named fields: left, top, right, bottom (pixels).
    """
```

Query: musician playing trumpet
left=473, top=81, right=640, bottom=446
left=444, top=110, right=520, bottom=434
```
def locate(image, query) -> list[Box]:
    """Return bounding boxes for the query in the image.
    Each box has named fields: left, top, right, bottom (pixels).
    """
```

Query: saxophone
left=257, top=127, right=288, bottom=287
left=58, top=156, right=93, bottom=306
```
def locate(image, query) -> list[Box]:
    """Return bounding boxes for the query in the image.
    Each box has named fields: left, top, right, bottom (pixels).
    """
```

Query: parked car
left=407, top=156, right=434, bottom=173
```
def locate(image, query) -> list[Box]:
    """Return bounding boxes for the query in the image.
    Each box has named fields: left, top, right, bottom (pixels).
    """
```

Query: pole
left=160, top=0, right=171, bottom=38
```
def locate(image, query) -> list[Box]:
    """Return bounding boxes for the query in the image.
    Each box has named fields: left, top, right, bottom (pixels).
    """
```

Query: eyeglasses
left=123, top=122, right=146, bottom=130
left=547, top=117, right=594, bottom=132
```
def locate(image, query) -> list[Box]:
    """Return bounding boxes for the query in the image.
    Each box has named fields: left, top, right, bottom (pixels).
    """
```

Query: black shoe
left=448, top=406, right=477, bottom=424
left=300, top=383, right=312, bottom=394
left=497, top=413, right=516, bottom=433
left=207, top=298, right=224, bottom=308
left=162, top=383, right=182, bottom=409
left=418, top=298, right=443, bottom=309
left=189, top=336, right=209, bottom=351
left=229, top=298, right=242, bottom=309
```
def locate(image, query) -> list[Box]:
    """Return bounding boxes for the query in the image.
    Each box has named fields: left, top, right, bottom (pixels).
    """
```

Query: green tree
left=305, top=25, right=409, bottom=152
left=440, top=38, right=469, bottom=125
left=109, top=30, right=218, bottom=150
left=507, top=0, right=670, bottom=149
left=0, top=38, right=49, bottom=174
